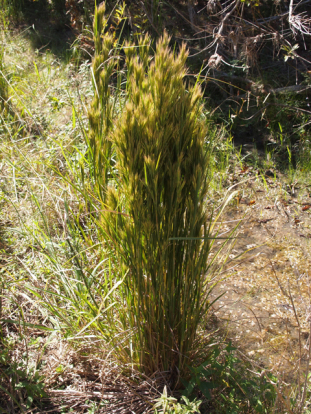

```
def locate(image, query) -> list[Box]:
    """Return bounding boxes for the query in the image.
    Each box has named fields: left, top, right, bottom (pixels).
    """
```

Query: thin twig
left=288, top=278, right=302, bottom=402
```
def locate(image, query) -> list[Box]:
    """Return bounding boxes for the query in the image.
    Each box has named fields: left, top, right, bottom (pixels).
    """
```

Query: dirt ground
left=210, top=165, right=311, bottom=384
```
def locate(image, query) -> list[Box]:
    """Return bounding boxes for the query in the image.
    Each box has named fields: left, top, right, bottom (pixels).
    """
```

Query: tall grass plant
left=87, top=2, right=121, bottom=201
left=100, top=31, right=234, bottom=381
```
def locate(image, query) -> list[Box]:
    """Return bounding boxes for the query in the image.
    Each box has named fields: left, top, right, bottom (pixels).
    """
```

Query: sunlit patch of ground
left=211, top=167, right=311, bottom=388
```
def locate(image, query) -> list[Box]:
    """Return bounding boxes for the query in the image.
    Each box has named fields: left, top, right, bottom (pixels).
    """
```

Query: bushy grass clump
left=100, top=31, right=217, bottom=381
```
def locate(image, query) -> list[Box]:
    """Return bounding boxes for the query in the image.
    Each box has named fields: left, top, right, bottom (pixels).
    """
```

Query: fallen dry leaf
left=239, top=166, right=249, bottom=174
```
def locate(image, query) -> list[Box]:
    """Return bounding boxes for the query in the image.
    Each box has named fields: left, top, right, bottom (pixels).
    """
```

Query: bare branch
left=289, top=0, right=311, bottom=35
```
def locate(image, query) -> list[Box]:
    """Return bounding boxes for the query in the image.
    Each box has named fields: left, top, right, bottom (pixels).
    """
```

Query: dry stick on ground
left=291, top=264, right=311, bottom=413
left=303, top=314, right=311, bottom=369
left=270, top=260, right=290, bottom=299
left=300, top=320, right=311, bottom=412
left=242, top=303, right=263, bottom=334
left=288, top=277, right=302, bottom=406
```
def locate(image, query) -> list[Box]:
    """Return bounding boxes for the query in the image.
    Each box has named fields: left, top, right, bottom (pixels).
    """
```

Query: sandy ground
left=210, top=167, right=311, bottom=383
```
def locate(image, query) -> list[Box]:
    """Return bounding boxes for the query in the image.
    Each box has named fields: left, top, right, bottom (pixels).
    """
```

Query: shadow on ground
left=7, top=0, right=76, bottom=61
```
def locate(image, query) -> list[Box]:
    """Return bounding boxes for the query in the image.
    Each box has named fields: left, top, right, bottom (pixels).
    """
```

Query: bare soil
left=211, top=166, right=311, bottom=383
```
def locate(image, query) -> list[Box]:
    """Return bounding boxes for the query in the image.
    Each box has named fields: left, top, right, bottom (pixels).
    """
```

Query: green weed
left=0, top=336, right=47, bottom=412
left=154, top=386, right=202, bottom=414
left=181, top=342, right=277, bottom=413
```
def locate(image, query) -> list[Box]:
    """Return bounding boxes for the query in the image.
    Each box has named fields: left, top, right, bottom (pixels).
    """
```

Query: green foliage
left=297, top=138, right=311, bottom=173
left=51, top=0, right=66, bottom=14
left=1, top=0, right=40, bottom=18
left=1, top=0, right=66, bottom=17
left=181, top=343, right=276, bottom=413
left=0, top=338, right=47, bottom=411
left=19, top=202, right=120, bottom=343
left=154, top=386, right=202, bottom=414
left=102, top=31, right=216, bottom=378
left=0, top=0, right=24, bottom=16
